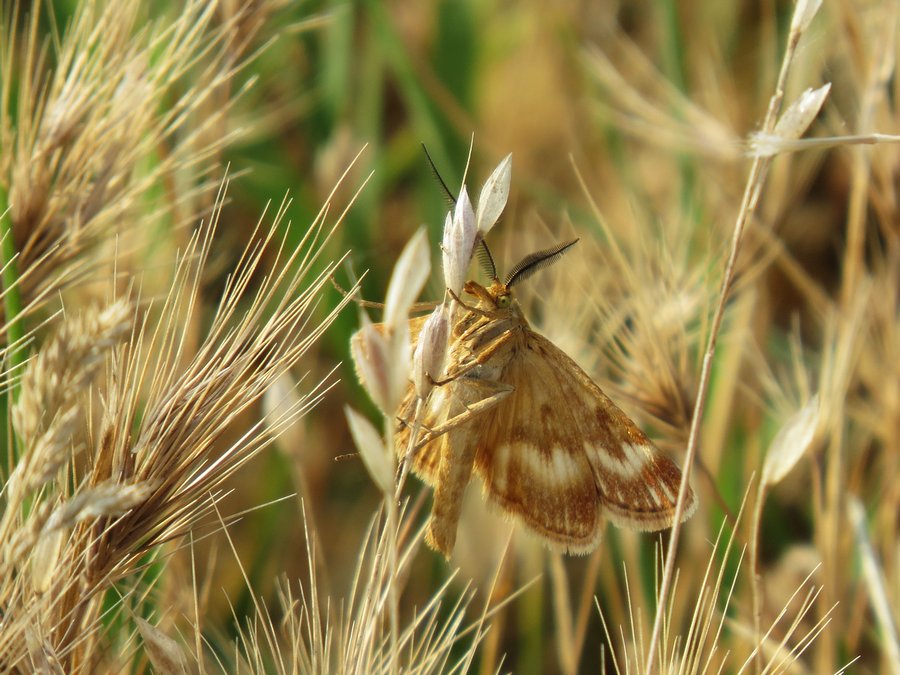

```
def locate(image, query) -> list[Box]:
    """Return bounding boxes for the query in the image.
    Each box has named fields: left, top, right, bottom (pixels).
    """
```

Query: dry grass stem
left=645, top=2, right=829, bottom=670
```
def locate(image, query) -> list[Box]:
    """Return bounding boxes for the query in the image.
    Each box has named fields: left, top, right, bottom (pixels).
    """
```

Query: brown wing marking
left=473, top=335, right=605, bottom=554
left=586, top=401, right=696, bottom=531
left=522, top=333, right=696, bottom=531
left=474, top=331, right=696, bottom=549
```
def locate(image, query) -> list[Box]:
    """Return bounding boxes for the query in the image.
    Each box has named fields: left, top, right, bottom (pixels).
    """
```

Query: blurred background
left=4, top=0, right=899, bottom=672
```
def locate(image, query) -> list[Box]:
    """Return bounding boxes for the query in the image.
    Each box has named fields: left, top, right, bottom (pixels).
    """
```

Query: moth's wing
left=535, top=332, right=696, bottom=531
left=351, top=315, right=444, bottom=483
left=472, top=336, right=607, bottom=554
left=474, top=332, right=696, bottom=550
left=396, top=367, right=515, bottom=489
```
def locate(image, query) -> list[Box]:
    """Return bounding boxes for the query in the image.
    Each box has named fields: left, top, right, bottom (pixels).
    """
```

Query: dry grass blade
left=595, top=486, right=830, bottom=674
left=226, top=502, right=491, bottom=674
left=848, top=499, right=900, bottom=673
left=644, top=1, right=828, bottom=669
left=0, top=164, right=361, bottom=670
left=135, top=617, right=190, bottom=675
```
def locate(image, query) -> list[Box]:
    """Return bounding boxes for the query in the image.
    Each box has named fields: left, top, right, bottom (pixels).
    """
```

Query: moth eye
left=497, top=295, right=511, bottom=308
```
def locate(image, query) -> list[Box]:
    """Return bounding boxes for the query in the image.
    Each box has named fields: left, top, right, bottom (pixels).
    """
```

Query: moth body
left=358, top=237, right=697, bottom=558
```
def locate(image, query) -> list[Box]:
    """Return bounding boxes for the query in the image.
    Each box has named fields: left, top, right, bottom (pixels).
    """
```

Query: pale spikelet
left=31, top=482, right=153, bottom=592
left=774, top=85, right=831, bottom=141
left=351, top=315, right=402, bottom=414
left=4, top=408, right=80, bottom=501
left=262, top=370, right=306, bottom=448
left=475, top=153, right=512, bottom=236
left=4, top=301, right=131, bottom=506
left=135, top=618, right=189, bottom=675
left=22, top=627, right=63, bottom=675
left=761, top=393, right=822, bottom=486
left=2, top=500, right=53, bottom=570
left=413, top=303, right=450, bottom=399
left=442, top=188, right=477, bottom=295
left=791, top=0, right=823, bottom=34
left=353, top=228, right=431, bottom=413
left=43, top=481, right=153, bottom=531
left=384, top=227, right=431, bottom=332
left=749, top=84, right=831, bottom=158
left=12, top=299, right=132, bottom=443
left=345, top=406, right=392, bottom=493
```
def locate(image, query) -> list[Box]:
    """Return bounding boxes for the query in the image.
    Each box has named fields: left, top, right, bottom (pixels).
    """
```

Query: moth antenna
left=504, top=238, right=579, bottom=288
left=331, top=265, right=383, bottom=308
left=422, top=143, right=456, bottom=206
left=331, top=271, right=434, bottom=312
left=476, top=239, right=498, bottom=280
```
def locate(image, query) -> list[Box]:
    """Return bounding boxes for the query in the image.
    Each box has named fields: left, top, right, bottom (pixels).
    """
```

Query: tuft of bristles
left=0, top=1, right=252, bottom=322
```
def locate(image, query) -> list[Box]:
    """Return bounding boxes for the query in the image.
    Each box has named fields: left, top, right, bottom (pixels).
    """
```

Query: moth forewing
left=549, top=329, right=695, bottom=529
left=470, top=327, right=611, bottom=554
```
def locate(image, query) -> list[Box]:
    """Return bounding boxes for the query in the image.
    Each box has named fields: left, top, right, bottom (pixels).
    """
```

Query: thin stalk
left=385, top=417, right=400, bottom=675
left=750, top=481, right=767, bottom=672
left=0, top=190, right=24, bottom=364
left=643, top=17, right=810, bottom=674
left=0, top=187, right=25, bottom=468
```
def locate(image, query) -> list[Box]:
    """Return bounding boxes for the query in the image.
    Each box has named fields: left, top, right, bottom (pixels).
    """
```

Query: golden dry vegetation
left=0, top=1, right=897, bottom=673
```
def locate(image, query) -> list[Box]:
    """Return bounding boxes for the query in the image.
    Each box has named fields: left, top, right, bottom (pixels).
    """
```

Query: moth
left=389, top=238, right=697, bottom=557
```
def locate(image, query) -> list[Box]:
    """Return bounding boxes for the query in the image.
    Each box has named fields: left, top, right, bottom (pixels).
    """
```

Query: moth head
left=462, top=279, right=510, bottom=312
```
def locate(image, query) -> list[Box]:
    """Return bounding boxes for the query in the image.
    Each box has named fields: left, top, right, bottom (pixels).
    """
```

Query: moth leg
left=425, top=423, right=476, bottom=556
left=440, top=329, right=516, bottom=383
left=424, top=379, right=511, bottom=557
left=414, top=380, right=513, bottom=450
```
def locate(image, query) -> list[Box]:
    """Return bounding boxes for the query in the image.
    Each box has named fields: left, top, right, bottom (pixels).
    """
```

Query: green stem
left=0, top=184, right=25, bottom=467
